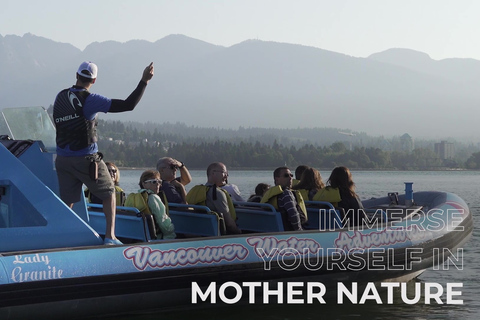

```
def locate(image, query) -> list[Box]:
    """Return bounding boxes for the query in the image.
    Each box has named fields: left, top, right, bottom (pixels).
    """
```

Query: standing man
left=261, top=166, right=307, bottom=231
left=53, top=61, right=154, bottom=245
left=156, top=157, right=191, bottom=204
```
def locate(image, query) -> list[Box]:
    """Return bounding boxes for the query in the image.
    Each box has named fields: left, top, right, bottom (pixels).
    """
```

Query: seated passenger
left=85, top=161, right=125, bottom=206
left=261, top=167, right=307, bottom=231
left=292, top=167, right=341, bottom=206
left=327, top=166, right=366, bottom=227
left=156, top=157, right=191, bottom=204
left=247, top=183, right=270, bottom=203
left=125, top=170, right=176, bottom=239
left=186, top=162, right=241, bottom=235
left=292, top=165, right=309, bottom=186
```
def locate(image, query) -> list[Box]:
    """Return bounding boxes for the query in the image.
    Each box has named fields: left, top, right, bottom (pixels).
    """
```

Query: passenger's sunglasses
left=144, top=179, right=161, bottom=185
left=283, top=173, right=293, bottom=178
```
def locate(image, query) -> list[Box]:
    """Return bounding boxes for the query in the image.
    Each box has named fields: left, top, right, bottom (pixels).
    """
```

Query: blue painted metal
left=87, top=204, right=154, bottom=241
left=168, top=203, right=221, bottom=236
left=233, top=201, right=284, bottom=232
left=0, top=142, right=102, bottom=252
left=304, top=200, right=343, bottom=230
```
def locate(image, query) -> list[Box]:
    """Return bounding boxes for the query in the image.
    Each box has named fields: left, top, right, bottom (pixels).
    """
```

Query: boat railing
left=168, top=203, right=222, bottom=237
left=304, top=200, right=345, bottom=230
left=86, top=202, right=224, bottom=241
left=233, top=201, right=284, bottom=233
left=87, top=203, right=156, bottom=242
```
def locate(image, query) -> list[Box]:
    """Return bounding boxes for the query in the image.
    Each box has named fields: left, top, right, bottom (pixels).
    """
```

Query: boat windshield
left=0, top=107, right=56, bottom=152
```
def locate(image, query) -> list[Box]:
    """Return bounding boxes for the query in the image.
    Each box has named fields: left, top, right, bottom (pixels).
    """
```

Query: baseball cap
left=77, top=61, right=98, bottom=79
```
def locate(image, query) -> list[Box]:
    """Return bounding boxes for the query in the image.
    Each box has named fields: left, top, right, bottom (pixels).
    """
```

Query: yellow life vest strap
left=313, top=187, right=342, bottom=204
left=185, top=185, right=209, bottom=205
left=124, top=191, right=152, bottom=215
left=261, top=186, right=307, bottom=221
left=186, top=184, right=237, bottom=220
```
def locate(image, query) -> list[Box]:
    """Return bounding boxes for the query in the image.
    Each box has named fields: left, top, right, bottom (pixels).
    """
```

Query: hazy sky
left=2, top=0, right=479, bottom=60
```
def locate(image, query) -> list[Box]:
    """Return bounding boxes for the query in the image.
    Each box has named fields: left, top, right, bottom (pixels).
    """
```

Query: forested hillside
left=95, top=120, right=476, bottom=170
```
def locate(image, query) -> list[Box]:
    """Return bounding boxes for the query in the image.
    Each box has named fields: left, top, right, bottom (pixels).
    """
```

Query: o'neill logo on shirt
left=55, top=114, right=80, bottom=123
left=68, top=91, right=83, bottom=110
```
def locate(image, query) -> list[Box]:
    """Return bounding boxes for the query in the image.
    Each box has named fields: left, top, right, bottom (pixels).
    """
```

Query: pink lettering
left=124, top=244, right=249, bottom=271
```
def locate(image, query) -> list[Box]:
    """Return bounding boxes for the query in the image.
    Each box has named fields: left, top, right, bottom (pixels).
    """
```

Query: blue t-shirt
left=56, top=88, right=111, bottom=156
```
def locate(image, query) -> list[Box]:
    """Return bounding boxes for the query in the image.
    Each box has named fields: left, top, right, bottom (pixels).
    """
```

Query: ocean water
left=114, top=169, right=479, bottom=320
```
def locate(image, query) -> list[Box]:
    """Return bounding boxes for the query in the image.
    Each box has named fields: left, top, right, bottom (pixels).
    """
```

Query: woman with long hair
left=85, top=161, right=125, bottom=206
left=105, top=162, right=125, bottom=206
left=293, top=167, right=342, bottom=207
left=327, top=166, right=366, bottom=227
left=293, top=167, right=325, bottom=200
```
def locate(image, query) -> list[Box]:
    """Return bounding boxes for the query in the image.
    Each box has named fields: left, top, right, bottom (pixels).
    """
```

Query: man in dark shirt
left=156, top=157, right=191, bottom=203
left=273, top=167, right=305, bottom=231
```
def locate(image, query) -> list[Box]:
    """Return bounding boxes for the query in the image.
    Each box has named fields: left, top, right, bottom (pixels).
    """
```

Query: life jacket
left=297, top=187, right=341, bottom=207
left=186, top=185, right=237, bottom=220
left=313, top=187, right=341, bottom=206
left=124, top=191, right=152, bottom=215
left=53, top=88, right=97, bottom=151
left=124, top=191, right=158, bottom=239
left=158, top=190, right=170, bottom=216
left=260, top=185, right=308, bottom=222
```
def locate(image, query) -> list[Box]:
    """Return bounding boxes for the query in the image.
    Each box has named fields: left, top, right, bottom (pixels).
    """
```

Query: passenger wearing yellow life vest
left=261, top=166, right=307, bottom=231
left=185, top=162, right=241, bottom=235
left=124, top=170, right=176, bottom=239
left=292, top=167, right=342, bottom=207
left=85, top=162, right=125, bottom=206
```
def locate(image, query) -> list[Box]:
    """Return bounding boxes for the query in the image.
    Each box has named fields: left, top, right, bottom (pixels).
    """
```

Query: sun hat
left=77, top=61, right=98, bottom=79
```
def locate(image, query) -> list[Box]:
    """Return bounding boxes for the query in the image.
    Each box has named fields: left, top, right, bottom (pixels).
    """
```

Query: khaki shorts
left=55, top=154, right=114, bottom=204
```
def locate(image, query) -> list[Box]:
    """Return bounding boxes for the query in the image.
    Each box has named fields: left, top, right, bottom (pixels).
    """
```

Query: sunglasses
left=282, top=173, right=293, bottom=178
left=213, top=170, right=229, bottom=176
left=108, top=169, right=117, bottom=173
left=144, top=179, right=161, bottom=185
left=162, top=165, right=178, bottom=170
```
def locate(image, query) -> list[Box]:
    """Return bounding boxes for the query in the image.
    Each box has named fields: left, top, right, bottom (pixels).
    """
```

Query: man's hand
left=172, top=159, right=183, bottom=168
left=142, top=62, right=154, bottom=83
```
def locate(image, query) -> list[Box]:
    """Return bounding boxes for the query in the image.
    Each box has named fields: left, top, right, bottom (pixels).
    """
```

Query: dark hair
left=76, top=73, right=95, bottom=84
left=293, top=167, right=325, bottom=191
left=327, top=166, right=356, bottom=197
left=294, top=165, right=309, bottom=180
left=254, top=183, right=270, bottom=196
left=273, top=166, right=289, bottom=179
left=139, top=170, right=160, bottom=189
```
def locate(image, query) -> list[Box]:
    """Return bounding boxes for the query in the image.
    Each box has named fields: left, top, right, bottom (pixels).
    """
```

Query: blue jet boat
left=0, top=107, right=473, bottom=319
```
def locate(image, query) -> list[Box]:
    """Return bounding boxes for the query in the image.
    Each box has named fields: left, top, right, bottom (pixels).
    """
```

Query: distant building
left=434, top=141, right=455, bottom=160
left=400, top=133, right=414, bottom=152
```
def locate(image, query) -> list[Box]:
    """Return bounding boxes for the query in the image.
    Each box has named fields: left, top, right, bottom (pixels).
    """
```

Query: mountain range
left=1, top=33, right=480, bottom=140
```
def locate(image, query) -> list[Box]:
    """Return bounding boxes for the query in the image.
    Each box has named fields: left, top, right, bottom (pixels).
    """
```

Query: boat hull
left=0, top=201, right=472, bottom=318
